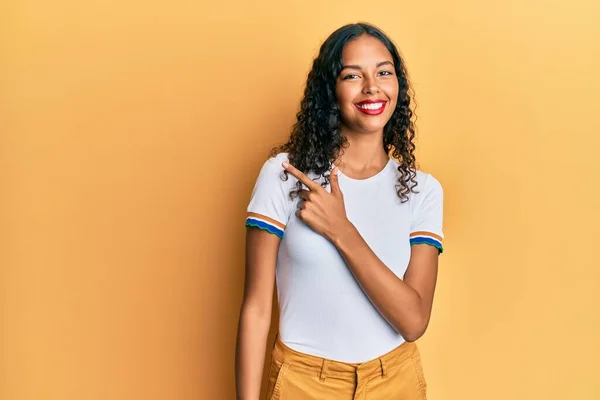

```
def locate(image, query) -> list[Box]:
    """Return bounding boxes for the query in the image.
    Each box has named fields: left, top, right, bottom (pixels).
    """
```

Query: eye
left=342, top=73, right=360, bottom=80
left=379, top=70, right=394, bottom=76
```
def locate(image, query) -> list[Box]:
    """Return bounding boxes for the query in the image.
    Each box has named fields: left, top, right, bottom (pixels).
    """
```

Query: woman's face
left=335, top=35, right=399, bottom=135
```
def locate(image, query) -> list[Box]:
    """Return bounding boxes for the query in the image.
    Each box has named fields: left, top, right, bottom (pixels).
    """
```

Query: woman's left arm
left=282, top=161, right=440, bottom=341
left=332, top=223, right=438, bottom=342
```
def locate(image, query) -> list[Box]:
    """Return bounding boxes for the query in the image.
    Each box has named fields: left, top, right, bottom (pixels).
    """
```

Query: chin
left=342, top=117, right=390, bottom=135
left=348, top=127, right=383, bottom=136
left=360, top=121, right=389, bottom=134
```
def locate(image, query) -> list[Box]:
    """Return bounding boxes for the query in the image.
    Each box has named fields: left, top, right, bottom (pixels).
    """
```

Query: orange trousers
left=265, top=334, right=427, bottom=400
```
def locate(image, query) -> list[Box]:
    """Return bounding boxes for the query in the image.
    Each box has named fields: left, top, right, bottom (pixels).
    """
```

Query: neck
left=334, top=127, right=389, bottom=174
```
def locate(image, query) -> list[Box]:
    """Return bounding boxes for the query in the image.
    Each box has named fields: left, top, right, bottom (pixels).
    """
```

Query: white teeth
left=358, top=102, right=384, bottom=110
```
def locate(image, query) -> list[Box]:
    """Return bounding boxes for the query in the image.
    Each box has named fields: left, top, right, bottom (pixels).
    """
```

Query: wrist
left=330, top=220, right=357, bottom=248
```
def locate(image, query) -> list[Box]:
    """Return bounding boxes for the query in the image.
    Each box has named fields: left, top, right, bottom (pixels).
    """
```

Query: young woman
left=235, top=22, right=444, bottom=400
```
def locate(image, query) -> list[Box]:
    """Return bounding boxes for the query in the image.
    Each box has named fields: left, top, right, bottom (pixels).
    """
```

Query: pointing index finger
left=282, top=162, right=320, bottom=191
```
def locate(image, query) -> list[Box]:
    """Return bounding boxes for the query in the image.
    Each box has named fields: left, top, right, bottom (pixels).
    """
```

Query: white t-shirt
left=245, top=152, right=444, bottom=362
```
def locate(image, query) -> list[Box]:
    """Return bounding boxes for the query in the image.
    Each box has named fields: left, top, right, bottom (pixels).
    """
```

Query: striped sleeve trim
left=245, top=212, right=286, bottom=238
left=410, top=231, right=444, bottom=254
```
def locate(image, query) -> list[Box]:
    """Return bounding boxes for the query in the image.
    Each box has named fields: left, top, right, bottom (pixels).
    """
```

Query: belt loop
left=379, top=358, right=387, bottom=379
left=319, top=359, right=329, bottom=382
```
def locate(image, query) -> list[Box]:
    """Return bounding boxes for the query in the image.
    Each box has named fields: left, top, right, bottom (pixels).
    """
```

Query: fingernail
left=282, top=162, right=289, bottom=168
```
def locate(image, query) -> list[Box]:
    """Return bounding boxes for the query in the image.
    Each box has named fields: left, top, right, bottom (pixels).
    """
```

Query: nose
left=362, top=76, right=380, bottom=94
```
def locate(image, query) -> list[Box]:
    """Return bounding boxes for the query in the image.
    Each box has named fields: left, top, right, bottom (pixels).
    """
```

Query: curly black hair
left=270, top=22, right=419, bottom=202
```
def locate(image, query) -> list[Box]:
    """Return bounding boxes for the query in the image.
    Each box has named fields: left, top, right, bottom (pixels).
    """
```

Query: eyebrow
left=340, top=61, right=394, bottom=71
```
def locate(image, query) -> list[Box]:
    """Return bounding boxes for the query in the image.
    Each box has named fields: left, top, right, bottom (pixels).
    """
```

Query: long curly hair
left=270, top=22, right=419, bottom=202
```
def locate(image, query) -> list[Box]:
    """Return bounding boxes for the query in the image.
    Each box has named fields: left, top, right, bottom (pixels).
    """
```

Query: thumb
left=330, top=167, right=342, bottom=197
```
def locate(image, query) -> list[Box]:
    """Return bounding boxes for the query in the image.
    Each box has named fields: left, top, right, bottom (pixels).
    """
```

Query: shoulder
left=256, top=152, right=290, bottom=177
left=270, top=152, right=290, bottom=163
left=409, top=169, right=444, bottom=216
left=388, top=159, right=443, bottom=199
left=246, top=152, right=297, bottom=231
left=252, top=152, right=298, bottom=190
left=414, top=170, right=443, bottom=196
left=257, top=152, right=326, bottom=185
left=258, top=152, right=290, bottom=172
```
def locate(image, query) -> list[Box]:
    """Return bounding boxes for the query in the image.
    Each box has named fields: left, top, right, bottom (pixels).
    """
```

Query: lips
left=355, top=99, right=387, bottom=115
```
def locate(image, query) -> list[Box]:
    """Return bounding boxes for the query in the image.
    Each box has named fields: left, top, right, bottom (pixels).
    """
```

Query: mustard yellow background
left=2, top=0, right=599, bottom=399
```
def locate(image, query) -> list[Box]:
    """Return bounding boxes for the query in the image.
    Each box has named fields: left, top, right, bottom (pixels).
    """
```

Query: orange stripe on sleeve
left=409, top=231, right=443, bottom=242
left=247, top=212, right=286, bottom=230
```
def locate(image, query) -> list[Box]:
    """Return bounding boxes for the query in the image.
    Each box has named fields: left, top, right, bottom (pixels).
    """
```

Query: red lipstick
left=355, top=99, right=387, bottom=115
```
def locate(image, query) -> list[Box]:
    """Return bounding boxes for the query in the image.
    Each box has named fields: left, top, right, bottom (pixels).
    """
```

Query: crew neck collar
left=333, top=157, right=394, bottom=184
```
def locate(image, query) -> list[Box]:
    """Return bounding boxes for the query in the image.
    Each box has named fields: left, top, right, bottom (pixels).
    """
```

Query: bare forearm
left=235, top=305, right=271, bottom=400
left=332, top=223, right=427, bottom=341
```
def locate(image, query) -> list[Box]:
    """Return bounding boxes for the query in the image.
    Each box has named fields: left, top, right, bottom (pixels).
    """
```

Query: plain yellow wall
left=2, top=0, right=599, bottom=399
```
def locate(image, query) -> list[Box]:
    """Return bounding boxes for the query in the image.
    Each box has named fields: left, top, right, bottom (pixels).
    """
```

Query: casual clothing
left=265, top=333, right=427, bottom=400
left=245, top=152, right=444, bottom=362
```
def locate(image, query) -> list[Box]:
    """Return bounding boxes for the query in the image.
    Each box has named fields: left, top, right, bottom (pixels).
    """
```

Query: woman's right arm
left=235, top=227, right=280, bottom=400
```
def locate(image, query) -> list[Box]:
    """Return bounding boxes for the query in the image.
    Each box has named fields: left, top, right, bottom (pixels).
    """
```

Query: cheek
left=336, top=88, right=358, bottom=118
left=384, top=81, right=399, bottom=103
left=338, top=104, right=355, bottom=125
left=336, top=84, right=361, bottom=106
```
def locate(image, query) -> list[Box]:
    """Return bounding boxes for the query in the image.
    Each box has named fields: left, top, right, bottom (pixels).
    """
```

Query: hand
left=282, top=161, right=352, bottom=242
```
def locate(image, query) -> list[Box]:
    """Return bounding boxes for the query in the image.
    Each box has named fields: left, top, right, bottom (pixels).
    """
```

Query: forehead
left=341, top=35, right=393, bottom=64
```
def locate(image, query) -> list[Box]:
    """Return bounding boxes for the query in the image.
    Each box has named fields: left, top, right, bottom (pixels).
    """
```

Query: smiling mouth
left=355, top=101, right=387, bottom=115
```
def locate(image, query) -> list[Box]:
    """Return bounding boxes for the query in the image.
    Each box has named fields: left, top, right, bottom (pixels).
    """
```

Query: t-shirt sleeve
left=410, top=173, right=445, bottom=254
left=245, top=154, right=295, bottom=239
